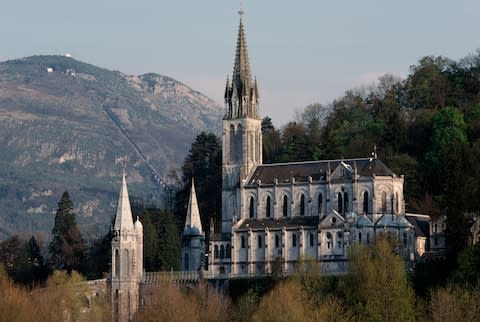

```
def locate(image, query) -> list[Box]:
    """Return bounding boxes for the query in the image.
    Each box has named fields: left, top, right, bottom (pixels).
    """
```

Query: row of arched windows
left=213, top=244, right=231, bottom=259
left=239, top=232, right=316, bottom=249
left=247, top=190, right=402, bottom=219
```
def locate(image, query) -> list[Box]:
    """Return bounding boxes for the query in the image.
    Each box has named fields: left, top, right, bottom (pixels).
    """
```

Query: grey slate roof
left=247, top=158, right=397, bottom=186
left=235, top=217, right=319, bottom=231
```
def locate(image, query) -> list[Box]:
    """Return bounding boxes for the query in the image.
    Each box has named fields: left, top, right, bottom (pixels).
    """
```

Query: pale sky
left=1, top=0, right=479, bottom=126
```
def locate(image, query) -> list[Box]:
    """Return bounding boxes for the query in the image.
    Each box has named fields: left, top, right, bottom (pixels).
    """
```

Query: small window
left=403, top=233, right=407, bottom=247
left=343, top=192, right=349, bottom=213
left=326, top=232, right=332, bottom=249
left=300, top=194, right=306, bottom=216
left=338, top=192, right=343, bottom=213
left=359, top=232, right=362, bottom=243
left=309, top=233, right=314, bottom=247
left=318, top=193, right=323, bottom=216
left=292, top=234, right=297, bottom=247
left=220, top=245, right=225, bottom=259
left=396, top=192, right=400, bottom=213
left=283, top=196, right=288, bottom=217
left=434, top=224, right=438, bottom=233
left=275, top=234, right=280, bottom=248
left=241, top=236, right=246, bottom=249
left=258, top=235, right=262, bottom=248
left=366, top=232, right=370, bottom=244
left=214, top=245, right=219, bottom=259
left=249, top=197, right=255, bottom=218
left=381, top=192, right=387, bottom=213
left=266, top=196, right=271, bottom=218
left=363, top=191, right=369, bottom=214
left=337, top=232, right=342, bottom=248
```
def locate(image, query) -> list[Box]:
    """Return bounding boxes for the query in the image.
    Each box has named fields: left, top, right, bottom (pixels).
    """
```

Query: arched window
left=318, top=193, right=323, bottom=216
left=300, top=194, right=306, bottom=216
left=403, top=233, right=408, bottom=247
left=283, top=196, right=288, bottom=217
left=114, top=249, right=120, bottom=277
left=337, top=192, right=343, bottom=213
left=326, top=232, right=332, bottom=249
left=275, top=234, right=280, bottom=248
left=249, top=197, right=255, bottom=218
left=184, top=253, right=189, bottom=270
left=241, top=236, right=246, bottom=249
left=381, top=191, right=387, bottom=213
left=343, top=192, right=349, bottom=214
left=292, top=234, right=297, bottom=247
left=226, top=244, right=231, bottom=258
left=390, top=196, right=394, bottom=214
left=309, top=233, right=314, bottom=247
left=214, top=245, right=219, bottom=258
left=220, top=245, right=225, bottom=259
left=363, top=191, right=369, bottom=214
left=229, top=124, right=236, bottom=162
left=266, top=196, right=271, bottom=218
left=358, top=232, right=363, bottom=243
left=337, top=232, right=343, bottom=248
left=258, top=235, right=262, bottom=248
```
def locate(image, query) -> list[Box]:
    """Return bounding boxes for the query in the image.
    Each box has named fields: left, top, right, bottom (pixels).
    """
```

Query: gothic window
left=241, top=236, right=246, bottom=249
left=292, top=234, right=297, bottom=247
left=363, top=191, right=369, bottom=214
left=381, top=191, right=387, bottom=213
left=266, top=196, right=271, bottom=218
left=184, top=253, right=189, bottom=270
left=318, top=193, right=323, bottom=216
left=300, top=194, right=306, bottom=216
left=390, top=196, right=394, bottom=214
left=326, top=232, right=332, bottom=249
left=258, top=235, right=262, bottom=248
left=283, top=196, right=288, bottom=217
left=220, top=245, right=225, bottom=259
left=249, top=197, right=255, bottom=218
left=226, top=244, right=231, bottom=258
left=275, top=234, right=280, bottom=248
left=309, top=233, right=314, bottom=247
left=114, top=249, right=120, bottom=277
left=337, top=232, right=343, bottom=248
left=343, top=192, right=349, bottom=214
left=214, top=245, right=219, bottom=259
left=229, top=124, right=235, bottom=162
left=359, top=232, right=363, bottom=243
left=338, top=192, right=343, bottom=214
left=403, top=233, right=408, bottom=247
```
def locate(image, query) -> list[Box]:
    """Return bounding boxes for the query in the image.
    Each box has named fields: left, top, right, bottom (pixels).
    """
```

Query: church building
left=203, top=10, right=417, bottom=278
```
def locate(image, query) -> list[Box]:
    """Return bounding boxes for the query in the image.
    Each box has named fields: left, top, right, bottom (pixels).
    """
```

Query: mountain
left=0, top=55, right=223, bottom=241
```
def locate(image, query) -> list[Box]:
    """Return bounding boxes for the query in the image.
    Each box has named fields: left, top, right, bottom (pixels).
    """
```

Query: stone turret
left=111, top=172, right=143, bottom=322
left=181, top=178, right=205, bottom=271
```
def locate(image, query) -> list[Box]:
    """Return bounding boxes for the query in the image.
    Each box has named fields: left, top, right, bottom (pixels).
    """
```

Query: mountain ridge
left=0, top=55, right=223, bottom=241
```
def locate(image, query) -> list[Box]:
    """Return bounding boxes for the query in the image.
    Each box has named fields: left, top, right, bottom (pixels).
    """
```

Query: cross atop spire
left=224, top=7, right=260, bottom=120
left=239, top=1, right=245, bottom=17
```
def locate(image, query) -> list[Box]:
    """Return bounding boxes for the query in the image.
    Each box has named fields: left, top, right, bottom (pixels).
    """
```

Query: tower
left=111, top=173, right=143, bottom=322
left=181, top=178, right=205, bottom=271
left=222, top=8, right=262, bottom=233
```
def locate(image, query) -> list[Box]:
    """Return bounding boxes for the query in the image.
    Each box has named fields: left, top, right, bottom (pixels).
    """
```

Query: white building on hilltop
left=199, top=10, right=419, bottom=278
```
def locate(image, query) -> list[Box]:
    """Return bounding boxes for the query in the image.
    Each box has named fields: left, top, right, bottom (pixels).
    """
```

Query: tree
left=262, top=116, right=282, bottom=163
left=342, top=236, right=416, bottom=321
left=48, top=191, right=86, bottom=273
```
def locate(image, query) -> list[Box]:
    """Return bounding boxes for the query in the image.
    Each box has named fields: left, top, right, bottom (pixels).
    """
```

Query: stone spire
left=225, top=8, right=259, bottom=119
left=114, top=172, right=134, bottom=231
left=184, top=178, right=203, bottom=235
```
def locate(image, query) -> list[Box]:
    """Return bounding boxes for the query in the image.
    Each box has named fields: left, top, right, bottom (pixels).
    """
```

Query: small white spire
left=114, top=172, right=134, bottom=230
left=184, top=178, right=203, bottom=235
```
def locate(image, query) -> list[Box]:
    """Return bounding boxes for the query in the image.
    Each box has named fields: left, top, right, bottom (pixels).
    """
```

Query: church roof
left=184, top=178, right=203, bottom=235
left=114, top=173, right=134, bottom=231
left=235, top=217, right=319, bottom=231
left=247, top=158, right=397, bottom=186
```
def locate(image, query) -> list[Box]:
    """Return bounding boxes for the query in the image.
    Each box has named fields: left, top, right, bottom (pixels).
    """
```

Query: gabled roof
left=184, top=178, right=203, bottom=235
left=376, top=214, right=412, bottom=228
left=319, top=210, right=345, bottom=228
left=357, top=214, right=374, bottom=227
left=114, top=173, right=134, bottom=231
left=247, top=158, right=397, bottom=186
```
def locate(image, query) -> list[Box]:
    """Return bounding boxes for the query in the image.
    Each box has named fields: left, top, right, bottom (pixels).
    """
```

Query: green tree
left=48, top=191, right=86, bottom=273
left=342, top=236, right=416, bottom=322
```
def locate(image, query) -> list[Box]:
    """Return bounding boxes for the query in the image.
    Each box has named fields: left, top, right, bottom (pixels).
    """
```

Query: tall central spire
left=224, top=8, right=259, bottom=119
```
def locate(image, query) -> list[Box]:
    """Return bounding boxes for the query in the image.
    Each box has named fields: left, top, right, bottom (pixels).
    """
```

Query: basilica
left=179, top=10, right=435, bottom=279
